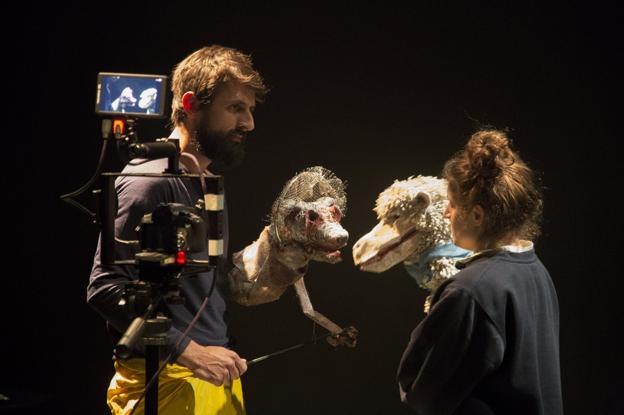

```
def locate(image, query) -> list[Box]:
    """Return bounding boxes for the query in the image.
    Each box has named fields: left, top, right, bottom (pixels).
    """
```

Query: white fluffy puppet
left=353, top=176, right=471, bottom=312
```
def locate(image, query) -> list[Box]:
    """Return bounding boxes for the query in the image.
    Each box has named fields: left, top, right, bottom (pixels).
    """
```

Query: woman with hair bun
left=397, top=130, right=562, bottom=415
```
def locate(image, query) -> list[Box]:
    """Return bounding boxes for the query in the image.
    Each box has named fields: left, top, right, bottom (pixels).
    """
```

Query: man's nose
left=238, top=110, right=255, bottom=132
left=443, top=206, right=451, bottom=219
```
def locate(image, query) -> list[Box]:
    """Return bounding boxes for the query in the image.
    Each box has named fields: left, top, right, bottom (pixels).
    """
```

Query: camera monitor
left=95, top=72, right=168, bottom=118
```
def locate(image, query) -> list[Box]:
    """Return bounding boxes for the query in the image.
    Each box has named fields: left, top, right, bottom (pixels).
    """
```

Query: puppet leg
left=293, top=278, right=342, bottom=334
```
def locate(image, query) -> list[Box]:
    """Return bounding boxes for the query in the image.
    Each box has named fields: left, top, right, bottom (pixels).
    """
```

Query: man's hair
left=170, top=45, right=268, bottom=126
left=442, top=129, right=543, bottom=247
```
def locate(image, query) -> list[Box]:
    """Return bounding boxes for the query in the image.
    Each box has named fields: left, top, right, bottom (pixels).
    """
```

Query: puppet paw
left=326, top=326, right=358, bottom=348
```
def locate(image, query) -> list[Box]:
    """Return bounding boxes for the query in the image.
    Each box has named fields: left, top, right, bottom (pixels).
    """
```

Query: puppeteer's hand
left=177, top=340, right=247, bottom=386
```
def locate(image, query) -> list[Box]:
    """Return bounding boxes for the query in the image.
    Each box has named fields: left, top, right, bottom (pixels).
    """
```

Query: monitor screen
left=95, top=72, right=167, bottom=118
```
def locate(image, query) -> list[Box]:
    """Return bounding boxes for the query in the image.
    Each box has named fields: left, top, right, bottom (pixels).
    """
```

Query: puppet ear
left=415, top=191, right=430, bottom=208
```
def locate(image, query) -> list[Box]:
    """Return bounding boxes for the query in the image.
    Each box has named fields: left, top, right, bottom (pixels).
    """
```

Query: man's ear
left=181, top=91, right=199, bottom=114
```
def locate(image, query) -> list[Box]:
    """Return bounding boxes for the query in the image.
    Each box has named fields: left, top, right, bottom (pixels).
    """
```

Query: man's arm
left=87, top=176, right=153, bottom=334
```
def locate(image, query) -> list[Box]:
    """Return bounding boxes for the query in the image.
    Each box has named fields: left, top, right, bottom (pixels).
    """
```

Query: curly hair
left=442, top=129, right=543, bottom=248
left=170, top=45, right=268, bottom=126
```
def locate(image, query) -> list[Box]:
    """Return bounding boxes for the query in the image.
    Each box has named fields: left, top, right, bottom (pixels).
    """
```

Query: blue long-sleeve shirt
left=88, top=158, right=230, bottom=360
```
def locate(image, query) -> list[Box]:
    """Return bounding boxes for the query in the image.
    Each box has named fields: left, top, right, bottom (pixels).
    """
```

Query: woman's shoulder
left=443, top=250, right=536, bottom=296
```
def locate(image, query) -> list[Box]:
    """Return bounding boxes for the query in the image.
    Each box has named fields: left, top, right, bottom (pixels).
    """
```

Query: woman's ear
left=471, top=204, right=485, bottom=227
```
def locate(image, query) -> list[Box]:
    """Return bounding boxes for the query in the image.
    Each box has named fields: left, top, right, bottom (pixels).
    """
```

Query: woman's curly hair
left=443, top=129, right=543, bottom=247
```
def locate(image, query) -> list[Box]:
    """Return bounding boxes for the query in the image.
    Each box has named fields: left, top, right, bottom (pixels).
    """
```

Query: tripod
left=113, top=250, right=219, bottom=415
left=143, top=315, right=171, bottom=415
left=113, top=276, right=174, bottom=415
left=114, top=248, right=208, bottom=415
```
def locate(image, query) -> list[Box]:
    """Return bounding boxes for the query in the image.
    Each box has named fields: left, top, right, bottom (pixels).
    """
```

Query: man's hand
left=177, top=340, right=247, bottom=386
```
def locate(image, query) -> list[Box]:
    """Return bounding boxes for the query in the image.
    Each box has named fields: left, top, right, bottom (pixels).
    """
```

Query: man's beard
left=194, top=123, right=247, bottom=175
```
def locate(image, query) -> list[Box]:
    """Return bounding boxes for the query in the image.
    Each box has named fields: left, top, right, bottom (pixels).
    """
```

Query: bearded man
left=88, top=45, right=267, bottom=415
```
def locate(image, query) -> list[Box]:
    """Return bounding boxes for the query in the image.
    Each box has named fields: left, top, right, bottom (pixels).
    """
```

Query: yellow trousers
left=107, top=358, right=246, bottom=415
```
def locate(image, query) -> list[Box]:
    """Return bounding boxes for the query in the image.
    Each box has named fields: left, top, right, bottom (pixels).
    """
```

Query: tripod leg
left=145, top=345, right=160, bottom=415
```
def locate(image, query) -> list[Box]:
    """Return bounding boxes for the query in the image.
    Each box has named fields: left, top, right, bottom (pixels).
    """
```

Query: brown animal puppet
left=229, top=166, right=357, bottom=346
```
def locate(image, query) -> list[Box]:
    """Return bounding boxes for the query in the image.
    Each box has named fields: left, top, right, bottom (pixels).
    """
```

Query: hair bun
left=442, top=128, right=543, bottom=244
left=465, top=130, right=514, bottom=180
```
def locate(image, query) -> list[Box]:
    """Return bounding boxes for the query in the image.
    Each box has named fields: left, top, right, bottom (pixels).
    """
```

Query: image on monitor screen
left=96, top=73, right=167, bottom=117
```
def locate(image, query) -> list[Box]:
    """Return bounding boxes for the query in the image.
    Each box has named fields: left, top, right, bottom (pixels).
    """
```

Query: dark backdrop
left=3, top=2, right=622, bottom=414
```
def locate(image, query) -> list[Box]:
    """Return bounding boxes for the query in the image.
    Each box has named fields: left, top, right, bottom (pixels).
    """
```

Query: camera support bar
left=204, top=175, right=224, bottom=266
left=99, top=172, right=224, bottom=267
left=128, top=140, right=181, bottom=174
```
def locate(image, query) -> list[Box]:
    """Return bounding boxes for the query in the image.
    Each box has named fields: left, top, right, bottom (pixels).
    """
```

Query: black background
left=3, top=2, right=622, bottom=414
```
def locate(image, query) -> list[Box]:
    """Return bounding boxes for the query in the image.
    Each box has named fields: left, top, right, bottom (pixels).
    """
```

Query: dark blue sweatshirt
left=397, top=248, right=562, bottom=415
left=88, top=158, right=229, bottom=360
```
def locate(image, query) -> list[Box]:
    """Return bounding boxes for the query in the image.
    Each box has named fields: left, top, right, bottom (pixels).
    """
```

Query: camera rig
left=60, top=72, right=225, bottom=415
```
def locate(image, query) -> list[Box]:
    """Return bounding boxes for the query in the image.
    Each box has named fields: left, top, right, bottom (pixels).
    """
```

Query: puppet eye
left=307, top=210, right=320, bottom=221
left=285, top=207, right=302, bottom=224
left=387, top=213, right=400, bottom=223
